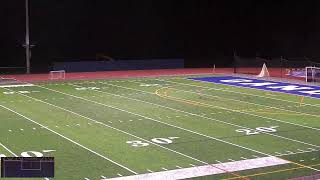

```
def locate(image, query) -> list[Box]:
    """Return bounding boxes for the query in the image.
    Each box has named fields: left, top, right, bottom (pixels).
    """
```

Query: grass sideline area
left=0, top=75, right=319, bottom=179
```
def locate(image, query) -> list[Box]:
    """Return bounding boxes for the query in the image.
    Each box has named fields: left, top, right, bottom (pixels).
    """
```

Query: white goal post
left=305, top=66, right=320, bottom=82
left=49, top=70, right=66, bottom=80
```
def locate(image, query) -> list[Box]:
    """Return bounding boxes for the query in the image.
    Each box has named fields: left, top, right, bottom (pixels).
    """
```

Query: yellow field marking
left=155, top=87, right=320, bottom=176
left=160, top=87, right=305, bottom=116
left=300, top=96, right=305, bottom=107
left=223, top=163, right=320, bottom=180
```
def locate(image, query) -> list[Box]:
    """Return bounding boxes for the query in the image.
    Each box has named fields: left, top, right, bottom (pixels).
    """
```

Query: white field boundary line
left=0, top=88, right=211, bottom=167
left=107, top=81, right=320, bottom=133
left=108, top=157, right=290, bottom=180
left=0, top=142, right=18, bottom=179
left=0, top=142, right=18, bottom=157
left=0, top=104, right=138, bottom=175
left=0, top=84, right=34, bottom=88
left=35, top=84, right=320, bottom=173
left=276, top=149, right=320, bottom=157
left=159, top=79, right=320, bottom=108
left=91, top=82, right=320, bottom=148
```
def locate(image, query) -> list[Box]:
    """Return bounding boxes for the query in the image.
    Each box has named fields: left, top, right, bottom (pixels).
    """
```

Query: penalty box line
left=35, top=84, right=320, bottom=173
left=0, top=103, right=138, bottom=175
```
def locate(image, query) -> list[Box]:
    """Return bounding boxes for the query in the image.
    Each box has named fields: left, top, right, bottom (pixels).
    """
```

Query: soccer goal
left=49, top=70, right=66, bottom=80
left=257, top=63, right=270, bottom=77
left=305, top=66, right=320, bottom=82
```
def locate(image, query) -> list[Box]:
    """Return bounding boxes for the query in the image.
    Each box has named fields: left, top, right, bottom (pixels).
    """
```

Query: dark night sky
left=1, top=0, right=320, bottom=72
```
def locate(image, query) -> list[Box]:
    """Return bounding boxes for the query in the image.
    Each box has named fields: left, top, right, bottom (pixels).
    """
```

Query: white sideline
left=108, top=157, right=289, bottom=180
left=0, top=142, right=18, bottom=157
left=0, top=84, right=34, bottom=88
left=0, top=104, right=138, bottom=175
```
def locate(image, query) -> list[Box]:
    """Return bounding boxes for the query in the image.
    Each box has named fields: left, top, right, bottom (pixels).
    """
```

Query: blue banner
left=189, top=76, right=320, bottom=99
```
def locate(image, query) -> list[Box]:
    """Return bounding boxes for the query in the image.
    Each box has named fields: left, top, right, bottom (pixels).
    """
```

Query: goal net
left=305, top=66, right=320, bottom=82
left=257, top=63, right=270, bottom=77
left=49, top=70, right=66, bottom=80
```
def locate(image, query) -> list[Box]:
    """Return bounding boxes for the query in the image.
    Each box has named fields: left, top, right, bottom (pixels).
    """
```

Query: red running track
left=0, top=68, right=233, bottom=82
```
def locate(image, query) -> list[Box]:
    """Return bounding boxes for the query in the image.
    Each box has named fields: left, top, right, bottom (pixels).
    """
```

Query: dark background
left=1, top=0, right=320, bottom=72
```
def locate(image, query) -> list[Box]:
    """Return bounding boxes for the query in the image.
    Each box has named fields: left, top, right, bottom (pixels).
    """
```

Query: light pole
left=25, top=0, right=30, bottom=74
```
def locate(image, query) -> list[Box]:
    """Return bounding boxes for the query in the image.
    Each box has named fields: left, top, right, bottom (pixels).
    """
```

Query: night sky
left=1, top=0, right=320, bottom=72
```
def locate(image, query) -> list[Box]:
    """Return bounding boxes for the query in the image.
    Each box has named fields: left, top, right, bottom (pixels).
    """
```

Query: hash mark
left=101, top=175, right=106, bottom=179
left=162, top=168, right=168, bottom=171
left=176, top=166, right=182, bottom=169
left=117, top=174, right=123, bottom=177
left=147, top=169, right=154, bottom=173
left=190, top=164, right=196, bottom=167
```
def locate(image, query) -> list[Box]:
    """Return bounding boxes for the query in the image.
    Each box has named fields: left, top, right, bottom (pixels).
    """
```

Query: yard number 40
left=236, top=126, right=278, bottom=135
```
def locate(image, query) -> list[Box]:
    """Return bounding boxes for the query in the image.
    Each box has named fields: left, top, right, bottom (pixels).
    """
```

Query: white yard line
left=0, top=142, right=18, bottom=157
left=8, top=84, right=320, bottom=172
left=88, top=83, right=320, bottom=148
left=2, top=88, right=210, bottom=167
left=35, top=84, right=318, bottom=168
left=0, top=104, right=138, bottom=175
left=160, top=79, right=320, bottom=108
left=100, top=82, right=320, bottom=133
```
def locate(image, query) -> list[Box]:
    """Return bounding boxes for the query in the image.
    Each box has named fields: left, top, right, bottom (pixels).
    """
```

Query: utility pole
left=25, top=0, right=31, bottom=74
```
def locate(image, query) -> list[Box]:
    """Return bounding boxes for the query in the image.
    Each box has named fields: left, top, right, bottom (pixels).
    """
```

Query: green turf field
left=0, top=75, right=320, bottom=180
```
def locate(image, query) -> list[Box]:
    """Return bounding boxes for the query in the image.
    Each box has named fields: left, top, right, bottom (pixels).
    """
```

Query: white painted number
left=151, top=138, right=173, bottom=144
left=126, top=141, right=149, bottom=147
left=0, top=150, right=55, bottom=158
left=127, top=137, right=179, bottom=147
left=235, top=129, right=260, bottom=135
left=0, top=154, right=6, bottom=157
left=21, top=151, right=44, bottom=157
left=236, top=126, right=278, bottom=136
